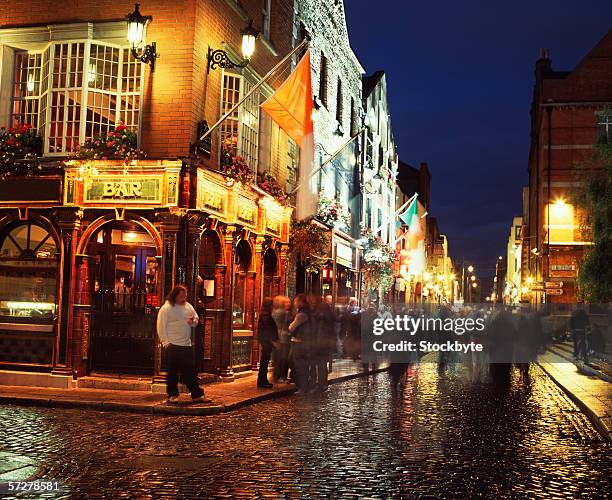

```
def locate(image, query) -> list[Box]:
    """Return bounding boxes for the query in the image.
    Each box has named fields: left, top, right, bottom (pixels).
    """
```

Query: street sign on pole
left=546, top=288, right=564, bottom=295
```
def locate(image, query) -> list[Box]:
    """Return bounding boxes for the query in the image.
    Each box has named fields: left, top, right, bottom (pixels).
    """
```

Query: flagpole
left=288, top=127, right=365, bottom=195
left=198, top=38, right=309, bottom=143
left=371, top=192, right=418, bottom=237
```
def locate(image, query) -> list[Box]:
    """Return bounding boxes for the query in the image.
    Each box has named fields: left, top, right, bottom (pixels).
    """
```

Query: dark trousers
left=273, top=342, right=290, bottom=380
left=165, top=344, right=204, bottom=398
left=572, top=329, right=587, bottom=360
left=290, top=342, right=311, bottom=391
left=258, top=343, right=273, bottom=385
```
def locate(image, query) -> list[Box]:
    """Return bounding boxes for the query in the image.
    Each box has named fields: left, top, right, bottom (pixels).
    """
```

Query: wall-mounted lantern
left=207, top=21, right=260, bottom=73
left=126, top=3, right=158, bottom=71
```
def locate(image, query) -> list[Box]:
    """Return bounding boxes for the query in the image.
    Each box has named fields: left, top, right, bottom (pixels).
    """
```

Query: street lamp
left=207, top=20, right=260, bottom=73
left=467, top=265, right=474, bottom=273
left=126, top=4, right=158, bottom=71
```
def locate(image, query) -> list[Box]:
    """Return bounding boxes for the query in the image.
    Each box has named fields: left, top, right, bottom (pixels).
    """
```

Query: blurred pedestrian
left=288, top=294, right=313, bottom=392
left=257, top=297, right=279, bottom=388
left=570, top=303, right=590, bottom=361
left=313, top=295, right=336, bottom=389
left=156, top=285, right=206, bottom=404
left=272, top=295, right=291, bottom=382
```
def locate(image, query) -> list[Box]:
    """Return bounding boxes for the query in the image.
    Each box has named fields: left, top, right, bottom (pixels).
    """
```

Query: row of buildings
left=498, top=31, right=611, bottom=306
left=0, top=0, right=455, bottom=387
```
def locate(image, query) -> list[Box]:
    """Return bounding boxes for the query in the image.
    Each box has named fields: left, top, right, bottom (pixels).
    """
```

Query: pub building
left=0, top=159, right=291, bottom=387
left=0, top=1, right=295, bottom=388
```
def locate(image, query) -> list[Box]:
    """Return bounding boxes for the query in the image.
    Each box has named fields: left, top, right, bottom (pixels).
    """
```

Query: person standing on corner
left=257, top=297, right=279, bottom=388
left=156, top=285, right=207, bottom=404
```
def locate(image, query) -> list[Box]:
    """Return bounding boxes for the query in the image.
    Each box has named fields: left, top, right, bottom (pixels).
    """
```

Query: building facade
left=0, top=0, right=297, bottom=386
left=291, top=0, right=364, bottom=304
left=524, top=32, right=612, bottom=304
left=504, top=216, right=523, bottom=304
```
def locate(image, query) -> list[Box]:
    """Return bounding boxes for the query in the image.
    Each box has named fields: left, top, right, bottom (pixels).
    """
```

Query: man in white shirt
left=156, top=285, right=206, bottom=403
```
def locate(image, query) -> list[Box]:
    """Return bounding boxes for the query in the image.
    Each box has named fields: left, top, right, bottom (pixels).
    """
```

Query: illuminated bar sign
left=237, top=196, right=258, bottom=229
left=85, top=176, right=162, bottom=204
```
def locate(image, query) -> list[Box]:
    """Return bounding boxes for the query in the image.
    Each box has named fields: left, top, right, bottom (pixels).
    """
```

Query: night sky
left=345, top=0, right=612, bottom=276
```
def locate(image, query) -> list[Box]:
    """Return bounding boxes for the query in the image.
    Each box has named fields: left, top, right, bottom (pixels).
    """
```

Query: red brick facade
left=0, top=0, right=294, bottom=160
left=525, top=30, right=612, bottom=303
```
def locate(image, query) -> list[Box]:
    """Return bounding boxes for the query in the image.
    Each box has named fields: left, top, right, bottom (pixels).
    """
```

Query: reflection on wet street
left=0, top=363, right=609, bottom=498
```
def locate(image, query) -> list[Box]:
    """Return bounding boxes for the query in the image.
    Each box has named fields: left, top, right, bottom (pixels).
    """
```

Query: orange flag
left=261, top=49, right=313, bottom=143
left=261, top=49, right=316, bottom=220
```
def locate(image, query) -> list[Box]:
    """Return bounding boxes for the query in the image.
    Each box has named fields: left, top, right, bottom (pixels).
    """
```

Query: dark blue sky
left=345, top=0, right=612, bottom=276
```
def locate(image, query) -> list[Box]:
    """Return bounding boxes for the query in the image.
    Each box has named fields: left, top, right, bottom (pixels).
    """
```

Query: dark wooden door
left=90, top=238, right=159, bottom=375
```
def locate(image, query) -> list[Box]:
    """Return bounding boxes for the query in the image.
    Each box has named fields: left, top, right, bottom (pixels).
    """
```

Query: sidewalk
left=538, top=350, right=612, bottom=442
left=0, top=360, right=387, bottom=416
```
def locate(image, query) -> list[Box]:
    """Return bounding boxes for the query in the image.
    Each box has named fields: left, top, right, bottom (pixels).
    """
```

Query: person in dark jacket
left=288, top=294, right=312, bottom=392
left=257, top=297, right=279, bottom=388
left=570, top=303, right=590, bottom=361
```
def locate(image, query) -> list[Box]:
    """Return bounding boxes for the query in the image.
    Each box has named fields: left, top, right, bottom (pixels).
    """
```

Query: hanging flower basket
left=361, top=227, right=397, bottom=292
left=317, top=195, right=351, bottom=230
left=71, top=121, right=143, bottom=170
left=0, top=124, right=43, bottom=178
left=288, top=220, right=330, bottom=273
left=258, top=172, right=290, bottom=206
left=219, top=148, right=254, bottom=185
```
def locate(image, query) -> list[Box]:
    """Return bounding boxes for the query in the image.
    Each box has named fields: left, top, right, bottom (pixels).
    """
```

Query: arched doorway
left=196, top=230, right=224, bottom=373
left=233, top=240, right=252, bottom=329
left=263, top=247, right=279, bottom=299
left=86, top=220, right=160, bottom=375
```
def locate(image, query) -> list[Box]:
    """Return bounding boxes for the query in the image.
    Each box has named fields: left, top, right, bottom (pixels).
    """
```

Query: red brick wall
left=0, top=0, right=294, bottom=160
left=525, top=30, right=612, bottom=302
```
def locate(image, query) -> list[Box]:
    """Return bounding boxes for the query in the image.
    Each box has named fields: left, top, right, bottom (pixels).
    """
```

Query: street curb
left=537, top=361, right=611, bottom=443
left=547, top=346, right=612, bottom=383
left=0, top=366, right=388, bottom=416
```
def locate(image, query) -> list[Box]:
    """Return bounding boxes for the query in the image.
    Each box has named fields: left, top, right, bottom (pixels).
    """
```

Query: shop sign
left=335, top=241, right=354, bottom=268
left=197, top=172, right=229, bottom=219
left=85, top=176, right=162, bottom=204
left=545, top=281, right=563, bottom=289
left=237, top=196, right=258, bottom=228
left=266, top=218, right=280, bottom=236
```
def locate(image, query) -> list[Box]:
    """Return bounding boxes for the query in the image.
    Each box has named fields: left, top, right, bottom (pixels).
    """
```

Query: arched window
left=0, top=222, right=58, bottom=318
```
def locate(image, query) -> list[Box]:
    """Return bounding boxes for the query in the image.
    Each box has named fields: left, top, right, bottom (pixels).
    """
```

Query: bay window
left=11, top=40, right=143, bottom=156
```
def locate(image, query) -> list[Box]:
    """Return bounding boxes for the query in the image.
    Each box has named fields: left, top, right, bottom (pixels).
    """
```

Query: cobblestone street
left=0, top=362, right=610, bottom=499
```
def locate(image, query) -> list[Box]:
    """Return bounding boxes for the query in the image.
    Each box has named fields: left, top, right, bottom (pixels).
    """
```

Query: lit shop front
left=0, top=160, right=181, bottom=384
left=0, top=162, right=291, bottom=383
left=319, top=232, right=359, bottom=306
left=194, top=169, right=292, bottom=376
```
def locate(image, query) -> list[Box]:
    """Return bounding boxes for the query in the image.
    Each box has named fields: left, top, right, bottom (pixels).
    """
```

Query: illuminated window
left=0, top=222, right=58, bottom=319
left=546, top=199, right=574, bottom=244
left=12, top=41, right=143, bottom=155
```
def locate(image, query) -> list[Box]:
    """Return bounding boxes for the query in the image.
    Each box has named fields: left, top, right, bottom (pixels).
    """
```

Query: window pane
left=0, top=223, right=57, bottom=318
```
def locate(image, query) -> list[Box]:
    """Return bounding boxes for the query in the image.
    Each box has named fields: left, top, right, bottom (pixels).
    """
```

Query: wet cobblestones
left=0, top=363, right=610, bottom=498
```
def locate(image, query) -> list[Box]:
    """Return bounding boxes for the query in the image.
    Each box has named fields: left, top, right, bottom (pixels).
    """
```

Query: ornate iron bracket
left=207, top=47, right=249, bottom=73
left=131, top=42, right=158, bottom=71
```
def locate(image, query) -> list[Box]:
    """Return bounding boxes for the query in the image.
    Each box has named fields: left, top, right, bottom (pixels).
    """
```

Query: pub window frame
left=0, top=220, right=59, bottom=320
left=11, top=40, right=144, bottom=156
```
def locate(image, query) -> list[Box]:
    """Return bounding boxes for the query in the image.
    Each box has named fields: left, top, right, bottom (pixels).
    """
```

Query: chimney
left=536, top=48, right=552, bottom=77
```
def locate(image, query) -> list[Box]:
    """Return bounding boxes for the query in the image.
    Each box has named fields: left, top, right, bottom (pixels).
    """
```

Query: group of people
left=155, top=284, right=368, bottom=402
left=257, top=294, right=344, bottom=392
